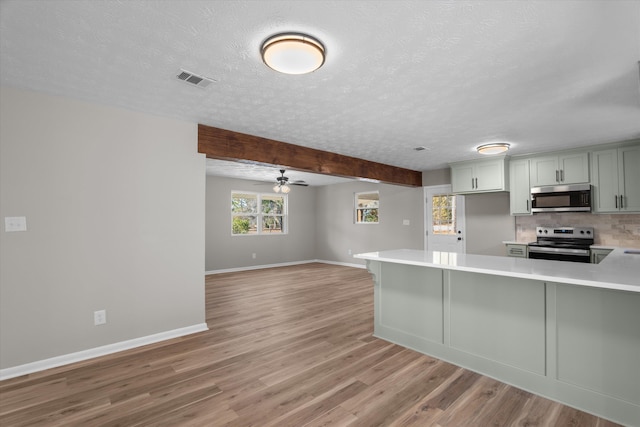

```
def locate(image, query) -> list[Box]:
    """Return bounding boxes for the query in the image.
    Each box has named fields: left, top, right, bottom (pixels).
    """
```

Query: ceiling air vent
left=176, top=69, right=216, bottom=88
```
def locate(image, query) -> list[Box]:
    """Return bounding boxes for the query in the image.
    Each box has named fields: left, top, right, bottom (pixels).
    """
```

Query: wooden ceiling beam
left=198, top=124, right=422, bottom=187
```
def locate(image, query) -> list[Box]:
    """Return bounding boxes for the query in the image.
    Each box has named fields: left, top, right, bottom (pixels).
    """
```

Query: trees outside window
left=355, top=191, right=379, bottom=224
left=432, top=194, right=456, bottom=235
left=231, top=192, right=287, bottom=235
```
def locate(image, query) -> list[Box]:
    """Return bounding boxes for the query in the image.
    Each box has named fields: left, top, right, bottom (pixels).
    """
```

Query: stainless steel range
left=528, top=226, right=594, bottom=263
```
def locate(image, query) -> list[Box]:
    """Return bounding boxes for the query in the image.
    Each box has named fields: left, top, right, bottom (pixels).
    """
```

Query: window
left=431, top=194, right=456, bottom=235
left=231, top=192, right=287, bottom=235
left=355, top=191, right=379, bottom=224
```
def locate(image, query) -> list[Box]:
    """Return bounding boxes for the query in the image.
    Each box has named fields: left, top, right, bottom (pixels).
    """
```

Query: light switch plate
left=5, top=216, right=27, bottom=232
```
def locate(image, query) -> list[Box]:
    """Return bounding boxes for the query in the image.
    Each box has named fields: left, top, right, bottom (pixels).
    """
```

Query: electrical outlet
left=94, top=310, right=107, bottom=326
left=252, top=253, right=256, bottom=259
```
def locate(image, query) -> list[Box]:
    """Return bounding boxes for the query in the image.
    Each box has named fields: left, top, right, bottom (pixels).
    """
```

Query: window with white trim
left=355, top=191, right=379, bottom=224
left=231, top=192, right=287, bottom=235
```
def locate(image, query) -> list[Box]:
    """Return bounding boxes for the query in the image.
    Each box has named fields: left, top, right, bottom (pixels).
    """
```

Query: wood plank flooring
left=0, top=263, right=622, bottom=426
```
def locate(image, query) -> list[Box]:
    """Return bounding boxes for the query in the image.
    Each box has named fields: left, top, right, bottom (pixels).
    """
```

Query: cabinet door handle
left=615, top=195, right=618, bottom=208
left=620, top=195, right=624, bottom=209
left=471, top=178, right=474, bottom=189
left=526, top=200, right=529, bottom=212
left=560, top=169, right=564, bottom=182
left=555, top=170, right=559, bottom=182
left=475, top=177, right=478, bottom=188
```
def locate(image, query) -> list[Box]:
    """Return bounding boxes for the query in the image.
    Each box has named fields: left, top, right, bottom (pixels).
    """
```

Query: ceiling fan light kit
left=274, top=169, right=291, bottom=193
left=261, top=33, right=325, bottom=75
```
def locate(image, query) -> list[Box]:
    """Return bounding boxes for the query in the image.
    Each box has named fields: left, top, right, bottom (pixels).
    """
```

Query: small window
left=232, top=192, right=287, bottom=235
left=431, top=194, right=456, bottom=235
left=355, top=191, right=379, bottom=224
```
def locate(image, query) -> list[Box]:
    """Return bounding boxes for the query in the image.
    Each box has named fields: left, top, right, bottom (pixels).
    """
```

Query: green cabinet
left=509, top=159, right=531, bottom=215
left=506, top=243, right=528, bottom=258
left=450, top=157, right=508, bottom=194
left=591, top=248, right=613, bottom=264
left=555, top=284, right=640, bottom=406
left=591, top=145, right=640, bottom=213
left=530, top=152, right=589, bottom=187
left=449, top=271, right=546, bottom=375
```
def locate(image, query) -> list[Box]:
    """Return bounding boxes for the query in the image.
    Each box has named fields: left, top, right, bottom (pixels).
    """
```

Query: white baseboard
left=315, top=259, right=367, bottom=269
left=0, top=323, right=209, bottom=381
left=205, top=260, right=316, bottom=275
left=205, top=259, right=365, bottom=275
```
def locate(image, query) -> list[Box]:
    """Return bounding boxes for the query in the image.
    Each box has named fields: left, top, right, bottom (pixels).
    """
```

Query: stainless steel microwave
left=530, top=184, right=592, bottom=213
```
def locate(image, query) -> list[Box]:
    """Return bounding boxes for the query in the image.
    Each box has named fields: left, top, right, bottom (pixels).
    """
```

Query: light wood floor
left=0, top=263, right=621, bottom=426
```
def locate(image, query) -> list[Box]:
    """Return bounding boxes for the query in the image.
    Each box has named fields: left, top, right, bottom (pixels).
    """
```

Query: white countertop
left=590, top=245, right=617, bottom=250
left=354, top=248, right=640, bottom=293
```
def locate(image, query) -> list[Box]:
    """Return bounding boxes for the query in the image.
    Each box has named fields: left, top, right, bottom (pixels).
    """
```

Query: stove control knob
left=586, top=230, right=591, bottom=234
left=580, top=230, right=585, bottom=234
left=543, top=230, right=548, bottom=234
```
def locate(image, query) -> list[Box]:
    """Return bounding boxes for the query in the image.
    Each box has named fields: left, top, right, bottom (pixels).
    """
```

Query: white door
left=424, top=185, right=466, bottom=253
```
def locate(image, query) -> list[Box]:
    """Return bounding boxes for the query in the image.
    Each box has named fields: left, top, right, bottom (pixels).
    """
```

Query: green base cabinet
left=365, top=260, right=640, bottom=427
left=591, top=248, right=613, bottom=264
left=506, top=243, right=528, bottom=258
left=555, top=283, right=640, bottom=406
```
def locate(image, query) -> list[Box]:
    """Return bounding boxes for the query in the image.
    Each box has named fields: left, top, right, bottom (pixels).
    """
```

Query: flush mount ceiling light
left=261, top=33, right=325, bottom=75
left=476, top=143, right=510, bottom=155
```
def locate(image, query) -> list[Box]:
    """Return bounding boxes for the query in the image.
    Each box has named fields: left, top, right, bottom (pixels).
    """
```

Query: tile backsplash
left=515, top=213, right=640, bottom=248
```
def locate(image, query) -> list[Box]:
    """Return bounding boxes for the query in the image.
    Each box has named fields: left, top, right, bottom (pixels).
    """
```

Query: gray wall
left=422, top=168, right=451, bottom=186
left=315, top=182, right=425, bottom=265
left=465, top=193, right=515, bottom=256
left=0, top=87, right=206, bottom=369
left=205, top=175, right=514, bottom=269
left=205, top=176, right=317, bottom=271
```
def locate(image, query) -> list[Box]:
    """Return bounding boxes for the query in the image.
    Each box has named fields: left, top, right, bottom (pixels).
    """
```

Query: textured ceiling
left=1, top=0, right=639, bottom=180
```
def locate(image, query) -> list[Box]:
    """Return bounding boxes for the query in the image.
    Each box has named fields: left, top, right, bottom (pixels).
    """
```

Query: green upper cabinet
left=509, top=159, right=531, bottom=215
left=591, top=145, right=640, bottom=213
left=450, top=157, right=508, bottom=194
left=530, top=152, right=589, bottom=187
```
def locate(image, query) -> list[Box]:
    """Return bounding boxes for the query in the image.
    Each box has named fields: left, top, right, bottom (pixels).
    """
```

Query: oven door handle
left=528, top=246, right=590, bottom=256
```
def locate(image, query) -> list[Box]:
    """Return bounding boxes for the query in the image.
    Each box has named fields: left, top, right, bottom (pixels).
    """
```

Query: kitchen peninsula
left=354, top=249, right=640, bottom=426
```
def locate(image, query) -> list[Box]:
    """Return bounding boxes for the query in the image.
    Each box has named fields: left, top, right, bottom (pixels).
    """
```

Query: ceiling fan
left=273, top=169, right=308, bottom=193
